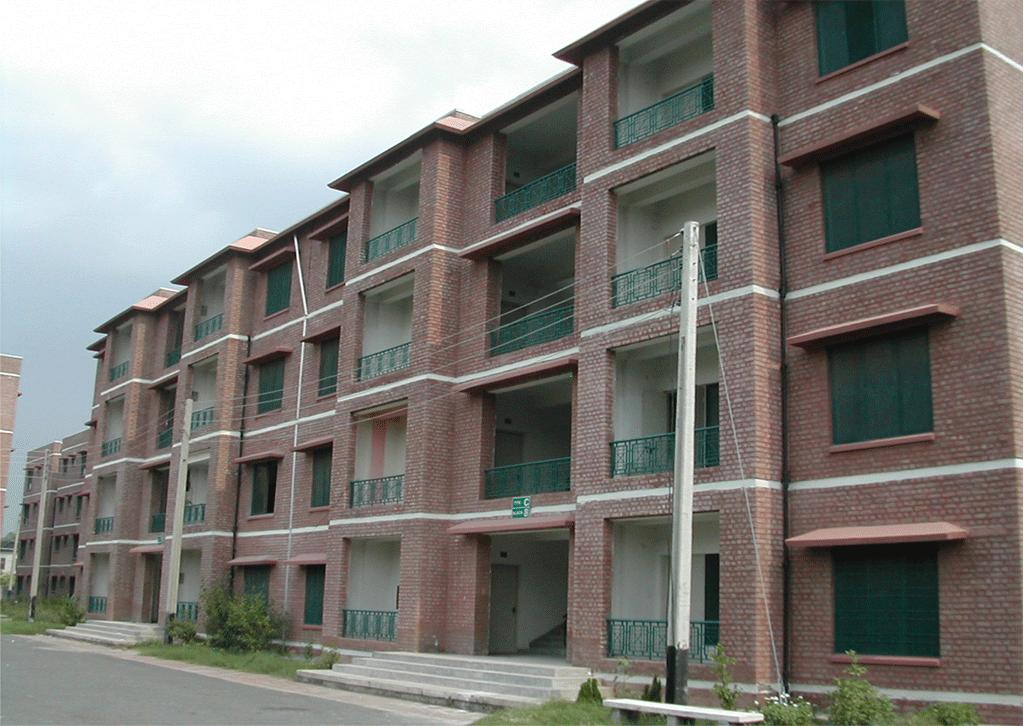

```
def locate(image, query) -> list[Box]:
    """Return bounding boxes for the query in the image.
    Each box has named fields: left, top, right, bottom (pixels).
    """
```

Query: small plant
left=641, top=675, right=663, bottom=703
left=910, top=703, right=980, bottom=726
left=828, top=652, right=896, bottom=726
left=167, top=619, right=198, bottom=644
left=303, top=642, right=316, bottom=660
left=612, top=656, right=632, bottom=698
left=200, top=586, right=283, bottom=652
left=311, top=649, right=339, bottom=669
left=54, top=597, right=85, bottom=626
left=758, top=693, right=815, bottom=726
left=576, top=677, right=603, bottom=704
left=711, top=644, right=740, bottom=710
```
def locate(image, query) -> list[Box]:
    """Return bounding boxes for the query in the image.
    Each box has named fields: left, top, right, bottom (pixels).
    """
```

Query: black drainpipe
left=228, top=335, right=252, bottom=590
left=771, top=113, right=792, bottom=693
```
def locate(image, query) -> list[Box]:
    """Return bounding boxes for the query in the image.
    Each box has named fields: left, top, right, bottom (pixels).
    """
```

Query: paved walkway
left=1, top=634, right=478, bottom=725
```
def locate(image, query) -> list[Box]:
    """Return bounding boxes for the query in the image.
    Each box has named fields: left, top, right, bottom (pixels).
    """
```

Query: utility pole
left=666, top=221, right=701, bottom=705
left=28, top=446, right=56, bottom=621
left=164, top=396, right=193, bottom=640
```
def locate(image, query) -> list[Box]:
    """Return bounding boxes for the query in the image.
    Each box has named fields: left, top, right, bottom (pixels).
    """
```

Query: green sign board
left=156, top=535, right=165, bottom=545
left=512, top=496, right=531, bottom=519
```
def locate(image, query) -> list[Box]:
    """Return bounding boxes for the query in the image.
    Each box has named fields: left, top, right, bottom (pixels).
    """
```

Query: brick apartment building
left=1, top=353, right=23, bottom=538
left=26, top=0, right=1023, bottom=719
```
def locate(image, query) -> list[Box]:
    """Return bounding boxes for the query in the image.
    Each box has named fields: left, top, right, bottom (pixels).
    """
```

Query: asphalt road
left=1, top=635, right=477, bottom=725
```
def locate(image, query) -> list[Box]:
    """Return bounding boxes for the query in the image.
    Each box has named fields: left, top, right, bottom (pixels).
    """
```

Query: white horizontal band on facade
left=787, top=239, right=1023, bottom=301
left=336, top=374, right=458, bottom=405
left=0, top=429, right=14, bottom=434
left=345, top=243, right=461, bottom=287
left=56, top=482, right=84, bottom=491
left=576, top=478, right=782, bottom=505
left=237, top=524, right=328, bottom=538
left=789, top=458, right=1024, bottom=492
left=252, top=316, right=304, bottom=341
left=329, top=503, right=577, bottom=528
left=51, top=522, right=82, bottom=530
left=91, top=457, right=146, bottom=471
left=245, top=409, right=335, bottom=438
left=791, top=682, right=1022, bottom=708
left=181, top=334, right=248, bottom=360
left=99, top=378, right=153, bottom=397
left=460, top=202, right=582, bottom=256
left=84, top=539, right=156, bottom=547
left=308, top=297, right=346, bottom=320
left=187, top=452, right=211, bottom=465
left=186, top=430, right=242, bottom=445
left=0, top=371, right=22, bottom=378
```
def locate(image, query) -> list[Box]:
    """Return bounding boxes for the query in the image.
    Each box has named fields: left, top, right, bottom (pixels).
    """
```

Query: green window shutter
left=244, top=565, right=271, bottom=606
left=257, top=359, right=285, bottom=413
left=318, top=339, right=339, bottom=397
left=822, top=135, right=919, bottom=252
left=834, top=545, right=938, bottom=657
left=704, top=553, right=720, bottom=622
left=311, top=448, right=332, bottom=508
left=829, top=328, right=932, bottom=444
left=873, top=1, right=908, bottom=53
left=326, top=233, right=347, bottom=288
left=817, top=1, right=907, bottom=76
left=304, top=565, right=326, bottom=625
left=265, top=261, right=293, bottom=316
left=251, top=461, right=277, bottom=515
left=816, top=1, right=850, bottom=75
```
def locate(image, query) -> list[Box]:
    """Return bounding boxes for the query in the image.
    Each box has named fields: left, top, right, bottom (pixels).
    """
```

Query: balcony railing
left=610, top=427, right=720, bottom=476
left=484, top=457, right=571, bottom=499
left=157, top=428, right=172, bottom=449
left=494, top=162, right=577, bottom=222
left=101, top=438, right=121, bottom=457
left=350, top=475, right=404, bottom=508
left=358, top=342, right=411, bottom=381
left=94, top=517, right=114, bottom=534
left=184, top=503, right=206, bottom=524
left=364, top=217, right=418, bottom=262
left=150, top=512, right=166, bottom=533
left=88, top=596, right=108, bottom=614
left=165, top=348, right=181, bottom=367
left=176, top=601, right=199, bottom=622
left=109, top=361, right=129, bottom=381
left=342, top=609, right=397, bottom=641
left=611, top=247, right=718, bottom=308
left=194, top=313, right=223, bottom=341
left=489, top=302, right=574, bottom=356
left=190, top=406, right=215, bottom=431
left=606, top=618, right=719, bottom=662
left=614, top=75, right=714, bottom=148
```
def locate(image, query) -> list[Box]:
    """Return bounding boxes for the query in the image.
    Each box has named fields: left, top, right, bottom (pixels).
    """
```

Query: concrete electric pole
left=28, top=445, right=57, bottom=621
left=164, top=396, right=193, bottom=638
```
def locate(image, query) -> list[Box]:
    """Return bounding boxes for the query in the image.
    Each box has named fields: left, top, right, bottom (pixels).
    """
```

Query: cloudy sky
left=0, top=0, right=639, bottom=530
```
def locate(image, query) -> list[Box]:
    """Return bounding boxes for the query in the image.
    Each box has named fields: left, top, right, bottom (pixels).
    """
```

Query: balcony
left=94, top=517, right=114, bottom=534
left=485, top=457, right=571, bottom=499
left=190, top=406, right=215, bottom=432
left=489, top=302, right=574, bottom=356
left=495, top=162, right=576, bottom=222
left=109, top=361, right=129, bottom=381
left=101, top=438, right=121, bottom=457
left=157, top=428, right=172, bottom=449
left=606, top=619, right=719, bottom=662
left=364, top=217, right=417, bottom=263
left=611, top=246, right=718, bottom=308
left=193, top=313, right=223, bottom=341
left=149, top=512, right=166, bottom=533
left=615, top=75, right=713, bottom=148
left=176, top=601, right=199, bottom=622
left=342, top=609, right=397, bottom=641
left=358, top=342, right=411, bottom=381
left=350, top=475, right=404, bottom=508
left=165, top=348, right=181, bottom=367
left=184, top=503, right=206, bottom=525
left=87, top=596, right=108, bottom=613
left=609, top=427, right=720, bottom=476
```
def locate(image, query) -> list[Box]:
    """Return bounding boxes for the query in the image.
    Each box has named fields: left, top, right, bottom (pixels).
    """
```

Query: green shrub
left=910, top=703, right=980, bottom=726
left=167, top=619, right=198, bottom=644
left=828, top=652, right=896, bottom=726
left=758, top=693, right=815, bottom=726
left=200, top=586, right=284, bottom=652
left=711, top=644, right=740, bottom=711
left=576, top=677, right=603, bottom=704
left=54, top=597, right=85, bottom=626
left=641, top=675, right=662, bottom=703
left=311, top=649, right=340, bottom=670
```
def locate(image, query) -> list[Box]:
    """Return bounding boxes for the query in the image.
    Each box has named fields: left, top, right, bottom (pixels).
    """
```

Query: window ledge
left=316, top=392, right=337, bottom=402
left=247, top=513, right=275, bottom=521
left=262, top=309, right=291, bottom=323
left=817, top=41, right=911, bottom=84
left=823, top=227, right=924, bottom=261
left=324, top=281, right=345, bottom=294
left=830, top=653, right=940, bottom=668
left=301, top=625, right=323, bottom=631
left=830, top=432, right=935, bottom=453
left=308, top=506, right=330, bottom=513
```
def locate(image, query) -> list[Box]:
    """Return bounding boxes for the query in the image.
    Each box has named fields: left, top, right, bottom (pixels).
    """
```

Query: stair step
left=47, top=629, right=137, bottom=647
left=369, top=651, right=588, bottom=678
left=68, top=625, right=158, bottom=641
left=329, top=663, right=573, bottom=699
left=344, top=656, right=582, bottom=688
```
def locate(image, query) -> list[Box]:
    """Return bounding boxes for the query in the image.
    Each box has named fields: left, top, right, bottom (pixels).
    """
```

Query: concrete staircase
left=47, top=620, right=163, bottom=647
left=296, top=651, right=590, bottom=712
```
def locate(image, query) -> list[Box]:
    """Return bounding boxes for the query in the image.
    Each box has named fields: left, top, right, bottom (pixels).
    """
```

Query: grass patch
left=134, top=641, right=338, bottom=680
left=1, top=619, right=65, bottom=635
left=474, top=701, right=616, bottom=725
left=0, top=598, right=73, bottom=635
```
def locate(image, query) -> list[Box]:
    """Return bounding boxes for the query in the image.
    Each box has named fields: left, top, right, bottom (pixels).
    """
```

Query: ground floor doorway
left=142, top=554, right=163, bottom=623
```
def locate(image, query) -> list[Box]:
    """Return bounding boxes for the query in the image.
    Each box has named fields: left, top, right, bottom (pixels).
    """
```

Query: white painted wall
left=110, top=324, right=132, bottom=367
left=362, top=278, right=414, bottom=356
left=179, top=550, right=202, bottom=602
left=490, top=533, right=569, bottom=650
left=186, top=462, right=208, bottom=506
left=347, top=538, right=401, bottom=611
left=353, top=416, right=407, bottom=480
left=199, top=270, right=226, bottom=320
left=611, top=515, right=719, bottom=621
left=96, top=477, right=117, bottom=518
left=105, top=398, right=125, bottom=440
left=191, top=359, right=218, bottom=407
left=370, top=162, right=421, bottom=236
left=91, top=553, right=111, bottom=597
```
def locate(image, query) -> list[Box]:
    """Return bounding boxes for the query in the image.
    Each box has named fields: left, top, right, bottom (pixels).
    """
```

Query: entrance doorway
left=142, top=554, right=163, bottom=623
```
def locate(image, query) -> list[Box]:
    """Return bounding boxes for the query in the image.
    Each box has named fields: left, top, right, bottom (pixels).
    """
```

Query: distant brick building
left=1, top=353, right=23, bottom=538
left=69, top=1, right=1022, bottom=720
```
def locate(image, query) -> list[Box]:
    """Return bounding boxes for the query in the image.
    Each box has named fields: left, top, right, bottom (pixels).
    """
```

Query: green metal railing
left=176, top=601, right=199, bottom=622
left=606, top=619, right=719, bottom=662
left=611, top=247, right=718, bottom=308
left=365, top=217, right=418, bottom=262
left=109, top=361, right=129, bottom=381
left=150, top=512, right=166, bottom=532
left=614, top=75, right=714, bottom=148
left=184, top=503, right=206, bottom=524
left=94, top=516, right=114, bottom=534
left=350, top=475, right=404, bottom=507
left=484, top=457, right=571, bottom=499
left=358, top=342, right=411, bottom=380
left=342, top=609, right=397, bottom=641
left=489, top=302, right=574, bottom=356
left=495, top=162, right=577, bottom=222
left=191, top=406, right=215, bottom=431
left=194, top=313, right=223, bottom=341
left=88, top=596, right=108, bottom=613
left=157, top=427, right=172, bottom=449
left=165, top=348, right=181, bottom=367
left=101, top=438, right=121, bottom=457
left=610, top=427, right=720, bottom=476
